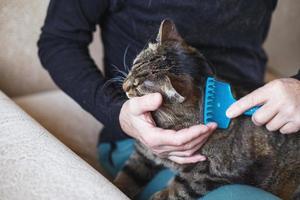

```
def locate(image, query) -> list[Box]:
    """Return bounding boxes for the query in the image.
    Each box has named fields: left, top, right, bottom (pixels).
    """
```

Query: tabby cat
left=114, top=19, right=300, bottom=200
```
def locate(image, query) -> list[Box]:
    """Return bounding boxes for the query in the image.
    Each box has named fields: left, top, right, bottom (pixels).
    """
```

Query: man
left=38, top=0, right=300, bottom=199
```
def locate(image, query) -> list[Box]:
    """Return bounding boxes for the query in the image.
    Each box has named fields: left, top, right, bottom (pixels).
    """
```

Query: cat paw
left=149, top=190, right=169, bottom=200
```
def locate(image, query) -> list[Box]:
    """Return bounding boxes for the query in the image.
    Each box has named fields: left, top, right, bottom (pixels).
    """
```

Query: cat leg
left=150, top=175, right=230, bottom=200
left=114, top=150, right=162, bottom=199
left=150, top=176, right=191, bottom=200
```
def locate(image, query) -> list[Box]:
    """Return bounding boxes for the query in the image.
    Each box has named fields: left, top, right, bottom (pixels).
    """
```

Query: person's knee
left=201, top=184, right=280, bottom=200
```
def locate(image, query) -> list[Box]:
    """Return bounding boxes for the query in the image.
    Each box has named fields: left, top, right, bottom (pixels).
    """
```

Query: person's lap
left=98, top=139, right=280, bottom=200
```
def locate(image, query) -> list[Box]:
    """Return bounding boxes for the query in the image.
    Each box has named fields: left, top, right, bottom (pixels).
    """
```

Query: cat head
left=123, top=19, right=213, bottom=104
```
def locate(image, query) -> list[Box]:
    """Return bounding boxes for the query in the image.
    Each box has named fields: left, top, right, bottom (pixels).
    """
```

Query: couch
left=0, top=0, right=128, bottom=199
left=0, top=0, right=105, bottom=172
left=0, top=0, right=299, bottom=199
left=0, top=91, right=129, bottom=200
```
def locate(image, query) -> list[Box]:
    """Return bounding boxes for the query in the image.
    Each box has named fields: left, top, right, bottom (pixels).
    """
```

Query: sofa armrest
left=0, top=91, right=129, bottom=200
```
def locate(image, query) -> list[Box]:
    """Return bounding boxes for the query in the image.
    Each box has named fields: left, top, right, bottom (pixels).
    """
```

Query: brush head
left=204, top=77, right=236, bottom=129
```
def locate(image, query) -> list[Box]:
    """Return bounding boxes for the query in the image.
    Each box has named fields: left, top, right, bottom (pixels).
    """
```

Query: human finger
left=265, top=113, right=287, bottom=132
left=167, top=137, right=208, bottom=157
left=168, top=154, right=206, bottom=164
left=152, top=124, right=210, bottom=147
left=155, top=123, right=217, bottom=152
left=129, top=93, right=162, bottom=115
left=279, top=122, right=300, bottom=134
left=156, top=131, right=210, bottom=153
left=226, top=86, right=268, bottom=118
left=251, top=102, right=278, bottom=126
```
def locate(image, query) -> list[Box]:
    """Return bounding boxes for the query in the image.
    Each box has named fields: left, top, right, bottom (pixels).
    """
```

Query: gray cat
left=114, top=19, right=300, bottom=200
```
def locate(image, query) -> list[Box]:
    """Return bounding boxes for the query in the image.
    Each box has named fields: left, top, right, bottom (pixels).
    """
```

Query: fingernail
left=207, top=122, right=218, bottom=129
left=152, top=92, right=162, bottom=99
left=196, top=125, right=208, bottom=132
left=202, top=126, right=209, bottom=132
left=150, top=93, right=162, bottom=103
left=199, top=156, right=206, bottom=161
left=226, top=108, right=234, bottom=118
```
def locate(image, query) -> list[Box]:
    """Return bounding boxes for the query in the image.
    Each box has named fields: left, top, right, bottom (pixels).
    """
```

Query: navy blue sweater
left=38, top=0, right=299, bottom=142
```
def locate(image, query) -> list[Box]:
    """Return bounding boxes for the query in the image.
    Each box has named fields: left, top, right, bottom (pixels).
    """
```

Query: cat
left=114, top=19, right=300, bottom=200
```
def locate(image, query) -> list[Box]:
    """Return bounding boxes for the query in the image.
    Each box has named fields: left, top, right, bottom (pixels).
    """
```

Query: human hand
left=226, top=78, right=300, bottom=134
left=119, top=93, right=217, bottom=164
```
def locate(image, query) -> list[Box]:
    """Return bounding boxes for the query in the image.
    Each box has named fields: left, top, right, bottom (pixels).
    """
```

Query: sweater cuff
left=98, top=100, right=131, bottom=143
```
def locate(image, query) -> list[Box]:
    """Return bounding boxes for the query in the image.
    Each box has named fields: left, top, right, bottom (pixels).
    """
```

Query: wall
left=264, top=0, right=300, bottom=77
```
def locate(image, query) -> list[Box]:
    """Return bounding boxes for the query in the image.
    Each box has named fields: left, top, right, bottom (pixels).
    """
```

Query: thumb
left=129, top=93, right=163, bottom=115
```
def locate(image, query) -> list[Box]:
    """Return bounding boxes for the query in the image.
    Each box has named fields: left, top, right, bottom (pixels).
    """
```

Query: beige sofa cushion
left=0, top=91, right=129, bottom=200
left=0, top=0, right=56, bottom=97
left=13, top=90, right=104, bottom=173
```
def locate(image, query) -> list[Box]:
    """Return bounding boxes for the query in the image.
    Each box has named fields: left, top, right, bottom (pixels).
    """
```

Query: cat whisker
left=111, top=64, right=128, bottom=78
left=123, top=45, right=130, bottom=73
left=111, top=76, right=125, bottom=83
left=102, top=76, right=125, bottom=91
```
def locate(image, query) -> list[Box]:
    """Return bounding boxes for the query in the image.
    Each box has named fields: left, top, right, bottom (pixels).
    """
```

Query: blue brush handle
left=243, top=106, right=260, bottom=116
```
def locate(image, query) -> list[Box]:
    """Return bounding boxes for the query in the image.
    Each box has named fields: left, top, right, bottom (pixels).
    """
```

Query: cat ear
left=157, top=19, right=184, bottom=44
left=161, top=76, right=185, bottom=103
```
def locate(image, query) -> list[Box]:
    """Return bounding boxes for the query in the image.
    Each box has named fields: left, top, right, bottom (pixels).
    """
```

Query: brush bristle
left=204, top=78, right=216, bottom=123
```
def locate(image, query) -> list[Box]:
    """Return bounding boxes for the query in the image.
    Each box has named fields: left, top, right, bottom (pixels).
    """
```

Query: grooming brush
left=204, top=77, right=260, bottom=129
